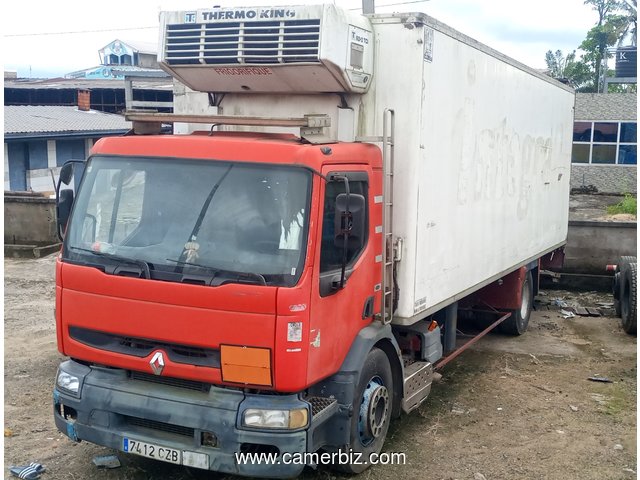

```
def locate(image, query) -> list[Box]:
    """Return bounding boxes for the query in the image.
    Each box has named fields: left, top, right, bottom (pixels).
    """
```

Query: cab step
left=307, top=396, right=338, bottom=423
left=401, top=361, right=433, bottom=413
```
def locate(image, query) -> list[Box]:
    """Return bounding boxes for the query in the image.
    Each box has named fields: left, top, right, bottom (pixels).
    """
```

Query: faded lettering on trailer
left=213, top=67, right=273, bottom=76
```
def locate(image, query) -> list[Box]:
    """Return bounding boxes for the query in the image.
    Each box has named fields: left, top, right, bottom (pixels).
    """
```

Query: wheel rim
left=358, top=376, right=390, bottom=447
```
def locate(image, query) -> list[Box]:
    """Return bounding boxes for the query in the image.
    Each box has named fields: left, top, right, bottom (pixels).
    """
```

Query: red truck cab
left=54, top=132, right=390, bottom=477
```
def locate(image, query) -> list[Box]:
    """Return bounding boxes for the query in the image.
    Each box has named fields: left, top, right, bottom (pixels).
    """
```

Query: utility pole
left=362, top=0, right=375, bottom=14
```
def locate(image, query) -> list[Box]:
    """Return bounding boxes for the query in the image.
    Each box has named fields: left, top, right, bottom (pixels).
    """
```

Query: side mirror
left=56, top=189, right=75, bottom=241
left=59, top=162, right=75, bottom=186
left=334, top=193, right=366, bottom=250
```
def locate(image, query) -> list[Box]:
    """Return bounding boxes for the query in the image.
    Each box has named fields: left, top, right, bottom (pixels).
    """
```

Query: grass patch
left=607, top=194, right=637, bottom=216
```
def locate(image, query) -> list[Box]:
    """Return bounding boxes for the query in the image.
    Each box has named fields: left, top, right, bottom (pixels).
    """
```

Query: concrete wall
left=563, top=220, right=637, bottom=274
left=4, top=193, right=58, bottom=246
left=571, top=164, right=637, bottom=194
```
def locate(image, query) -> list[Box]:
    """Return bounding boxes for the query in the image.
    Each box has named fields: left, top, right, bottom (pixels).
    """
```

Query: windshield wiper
left=166, top=258, right=267, bottom=286
left=177, top=164, right=234, bottom=269
left=70, top=246, right=153, bottom=279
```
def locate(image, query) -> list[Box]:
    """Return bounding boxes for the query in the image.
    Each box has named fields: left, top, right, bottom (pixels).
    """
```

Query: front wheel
left=335, top=348, right=393, bottom=474
left=500, top=271, right=533, bottom=335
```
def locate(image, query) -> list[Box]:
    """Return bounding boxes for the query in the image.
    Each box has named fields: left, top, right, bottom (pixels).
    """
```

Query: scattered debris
left=623, top=467, right=636, bottom=474
left=571, top=184, right=598, bottom=194
left=613, top=444, right=624, bottom=451
left=474, top=473, right=487, bottom=480
left=450, top=404, right=466, bottom=415
left=497, top=407, right=503, bottom=411
left=532, top=384, right=556, bottom=394
left=553, top=299, right=569, bottom=308
left=432, top=372, right=443, bottom=383
left=5, top=428, right=13, bottom=437
left=556, top=430, right=565, bottom=434
left=92, top=454, right=121, bottom=469
left=529, top=354, right=541, bottom=365
left=9, top=462, right=46, bottom=480
left=588, top=376, right=613, bottom=383
left=569, top=405, right=579, bottom=412
left=560, top=309, right=575, bottom=319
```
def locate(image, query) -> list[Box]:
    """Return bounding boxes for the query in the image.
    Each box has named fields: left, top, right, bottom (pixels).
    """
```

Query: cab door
left=306, top=164, right=382, bottom=385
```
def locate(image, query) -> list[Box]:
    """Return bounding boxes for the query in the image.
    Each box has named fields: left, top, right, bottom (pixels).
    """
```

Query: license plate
left=123, top=438, right=182, bottom=465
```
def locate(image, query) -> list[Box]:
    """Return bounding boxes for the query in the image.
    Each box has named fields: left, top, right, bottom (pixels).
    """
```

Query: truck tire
left=500, top=271, right=533, bottom=336
left=335, top=347, right=393, bottom=474
left=614, top=256, right=637, bottom=317
left=620, top=262, right=637, bottom=335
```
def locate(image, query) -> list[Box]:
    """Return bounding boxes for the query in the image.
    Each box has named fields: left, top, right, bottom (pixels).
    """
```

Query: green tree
left=617, top=0, right=637, bottom=46
left=544, top=0, right=635, bottom=91
left=544, top=49, right=593, bottom=90
left=580, top=0, right=628, bottom=91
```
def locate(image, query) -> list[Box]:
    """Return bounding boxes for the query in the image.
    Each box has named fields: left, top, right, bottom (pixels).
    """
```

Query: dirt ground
left=4, top=254, right=637, bottom=480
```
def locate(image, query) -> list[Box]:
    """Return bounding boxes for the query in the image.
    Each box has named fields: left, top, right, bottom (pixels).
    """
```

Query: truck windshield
left=63, top=156, right=311, bottom=287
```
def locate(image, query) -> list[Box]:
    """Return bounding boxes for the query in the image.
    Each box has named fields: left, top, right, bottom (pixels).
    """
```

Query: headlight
left=243, top=408, right=308, bottom=429
left=57, top=371, right=80, bottom=394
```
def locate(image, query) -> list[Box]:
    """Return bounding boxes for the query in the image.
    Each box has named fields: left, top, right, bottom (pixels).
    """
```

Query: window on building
left=571, top=121, right=637, bottom=165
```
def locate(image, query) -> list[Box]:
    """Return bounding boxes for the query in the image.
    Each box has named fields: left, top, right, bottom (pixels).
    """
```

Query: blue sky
left=3, top=0, right=598, bottom=78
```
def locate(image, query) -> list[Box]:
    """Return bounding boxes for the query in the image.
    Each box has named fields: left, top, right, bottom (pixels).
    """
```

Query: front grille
left=123, top=415, right=194, bottom=438
left=69, top=326, right=220, bottom=368
left=130, top=370, right=211, bottom=393
left=165, top=19, right=321, bottom=65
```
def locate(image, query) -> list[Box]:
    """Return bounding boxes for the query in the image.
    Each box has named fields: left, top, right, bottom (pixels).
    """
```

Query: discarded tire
left=620, top=262, right=637, bottom=335
left=614, top=256, right=636, bottom=317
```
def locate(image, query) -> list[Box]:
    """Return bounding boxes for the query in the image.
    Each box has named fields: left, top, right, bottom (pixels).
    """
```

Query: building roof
left=5, top=106, right=131, bottom=138
left=4, top=77, right=172, bottom=91
left=63, top=65, right=171, bottom=81
left=575, top=93, right=637, bottom=121
left=99, top=39, right=157, bottom=55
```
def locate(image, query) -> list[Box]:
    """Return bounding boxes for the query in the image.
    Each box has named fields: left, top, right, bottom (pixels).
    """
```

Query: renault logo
left=149, top=351, right=165, bottom=375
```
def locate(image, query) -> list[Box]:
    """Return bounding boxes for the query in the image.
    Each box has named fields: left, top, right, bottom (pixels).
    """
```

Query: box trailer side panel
left=165, top=9, right=574, bottom=323
left=367, top=15, right=574, bottom=322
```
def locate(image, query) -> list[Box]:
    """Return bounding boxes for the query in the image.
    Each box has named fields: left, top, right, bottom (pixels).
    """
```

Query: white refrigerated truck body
left=159, top=5, right=575, bottom=323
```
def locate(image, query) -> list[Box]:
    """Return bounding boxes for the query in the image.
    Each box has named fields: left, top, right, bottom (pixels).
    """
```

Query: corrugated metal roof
left=4, top=77, right=172, bottom=90
left=575, top=93, right=637, bottom=121
left=5, top=106, right=131, bottom=135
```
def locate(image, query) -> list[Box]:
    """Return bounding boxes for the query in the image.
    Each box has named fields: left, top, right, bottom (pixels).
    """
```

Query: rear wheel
left=335, top=348, right=393, bottom=474
left=500, top=271, right=533, bottom=335
left=620, top=262, right=637, bottom=335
